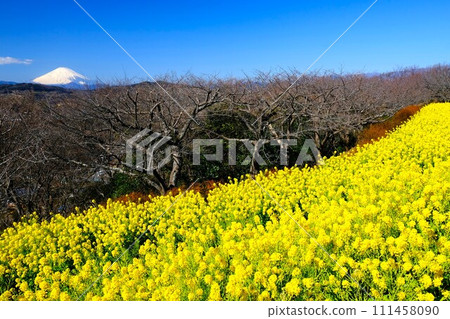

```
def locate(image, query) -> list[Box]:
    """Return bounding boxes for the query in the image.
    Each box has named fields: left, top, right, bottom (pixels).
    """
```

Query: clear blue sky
left=1, top=0, right=449, bottom=83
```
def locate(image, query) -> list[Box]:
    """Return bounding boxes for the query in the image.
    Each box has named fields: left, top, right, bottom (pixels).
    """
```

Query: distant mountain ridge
left=0, top=83, right=70, bottom=94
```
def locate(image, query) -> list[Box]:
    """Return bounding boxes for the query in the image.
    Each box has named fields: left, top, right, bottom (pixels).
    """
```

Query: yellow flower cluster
left=0, top=103, right=449, bottom=301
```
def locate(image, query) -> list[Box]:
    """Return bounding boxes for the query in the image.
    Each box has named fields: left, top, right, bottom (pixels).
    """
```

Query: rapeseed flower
left=0, top=103, right=449, bottom=301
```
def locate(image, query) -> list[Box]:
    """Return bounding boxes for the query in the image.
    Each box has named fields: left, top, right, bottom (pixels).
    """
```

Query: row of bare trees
left=1, top=65, right=449, bottom=227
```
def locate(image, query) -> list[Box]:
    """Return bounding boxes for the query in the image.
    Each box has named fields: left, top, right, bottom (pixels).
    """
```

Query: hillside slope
left=0, top=103, right=449, bottom=301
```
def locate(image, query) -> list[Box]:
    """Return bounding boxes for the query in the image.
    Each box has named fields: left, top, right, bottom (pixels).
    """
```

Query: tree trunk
left=169, top=145, right=181, bottom=188
left=313, top=132, right=324, bottom=165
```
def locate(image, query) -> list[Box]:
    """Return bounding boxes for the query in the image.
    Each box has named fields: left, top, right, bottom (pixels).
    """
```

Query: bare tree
left=424, top=64, right=450, bottom=101
left=46, top=75, right=225, bottom=193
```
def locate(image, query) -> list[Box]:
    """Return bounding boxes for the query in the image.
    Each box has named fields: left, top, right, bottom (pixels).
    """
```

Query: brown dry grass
left=357, top=104, right=422, bottom=147
left=111, top=179, right=220, bottom=205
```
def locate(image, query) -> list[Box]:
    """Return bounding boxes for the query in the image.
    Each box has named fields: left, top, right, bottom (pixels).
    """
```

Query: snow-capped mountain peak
left=33, top=67, right=88, bottom=86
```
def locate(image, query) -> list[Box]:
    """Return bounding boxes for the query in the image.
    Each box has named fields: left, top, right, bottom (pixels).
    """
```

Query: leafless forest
left=1, top=65, right=449, bottom=228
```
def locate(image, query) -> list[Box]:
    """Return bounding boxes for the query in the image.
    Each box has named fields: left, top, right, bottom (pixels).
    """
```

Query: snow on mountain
left=32, top=67, right=88, bottom=88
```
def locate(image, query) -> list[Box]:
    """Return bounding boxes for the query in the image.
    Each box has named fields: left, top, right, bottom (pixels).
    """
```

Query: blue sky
left=1, top=0, right=449, bottom=83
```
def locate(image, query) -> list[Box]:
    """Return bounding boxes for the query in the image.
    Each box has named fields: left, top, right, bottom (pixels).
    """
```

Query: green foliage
left=107, top=173, right=149, bottom=199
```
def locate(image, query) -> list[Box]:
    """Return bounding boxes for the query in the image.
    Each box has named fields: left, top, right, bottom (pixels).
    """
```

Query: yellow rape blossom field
left=0, top=102, right=449, bottom=301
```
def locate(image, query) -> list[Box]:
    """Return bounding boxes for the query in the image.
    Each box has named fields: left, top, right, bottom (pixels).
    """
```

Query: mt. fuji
left=33, top=67, right=89, bottom=88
